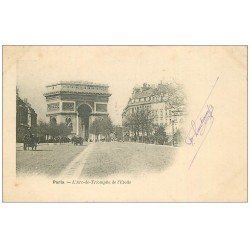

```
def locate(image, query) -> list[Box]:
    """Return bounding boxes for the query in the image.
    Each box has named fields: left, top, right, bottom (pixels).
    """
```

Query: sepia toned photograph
left=16, top=80, right=185, bottom=179
left=3, top=45, right=247, bottom=202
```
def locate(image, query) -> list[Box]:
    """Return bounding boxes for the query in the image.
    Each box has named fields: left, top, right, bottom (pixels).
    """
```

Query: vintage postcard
left=2, top=45, right=247, bottom=202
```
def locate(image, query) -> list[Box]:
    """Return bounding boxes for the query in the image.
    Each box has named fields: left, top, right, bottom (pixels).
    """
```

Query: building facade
left=122, top=83, right=186, bottom=142
left=44, top=81, right=111, bottom=140
left=16, top=94, right=37, bottom=142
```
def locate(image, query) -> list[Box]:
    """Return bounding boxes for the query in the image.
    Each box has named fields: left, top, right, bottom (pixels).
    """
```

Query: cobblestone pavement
left=16, top=143, right=88, bottom=177
left=78, top=142, right=176, bottom=178
left=16, top=142, right=176, bottom=178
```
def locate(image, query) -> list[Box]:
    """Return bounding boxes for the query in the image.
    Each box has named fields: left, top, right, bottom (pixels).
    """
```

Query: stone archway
left=77, top=104, right=92, bottom=140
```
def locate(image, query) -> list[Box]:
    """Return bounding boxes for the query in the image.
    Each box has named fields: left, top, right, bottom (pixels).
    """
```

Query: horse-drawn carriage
left=23, top=134, right=39, bottom=151
left=71, top=136, right=84, bottom=145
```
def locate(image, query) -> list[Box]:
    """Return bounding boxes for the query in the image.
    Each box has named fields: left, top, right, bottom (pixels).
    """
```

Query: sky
left=15, top=46, right=186, bottom=125
left=13, top=46, right=238, bottom=125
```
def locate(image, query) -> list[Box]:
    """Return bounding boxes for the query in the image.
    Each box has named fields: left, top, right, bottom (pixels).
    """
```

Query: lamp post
left=172, top=119, right=175, bottom=146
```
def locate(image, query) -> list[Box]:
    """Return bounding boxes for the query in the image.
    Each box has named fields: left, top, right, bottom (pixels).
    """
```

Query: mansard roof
left=132, top=83, right=175, bottom=99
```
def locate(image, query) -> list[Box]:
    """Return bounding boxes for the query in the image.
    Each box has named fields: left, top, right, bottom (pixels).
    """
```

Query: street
left=16, top=142, right=176, bottom=178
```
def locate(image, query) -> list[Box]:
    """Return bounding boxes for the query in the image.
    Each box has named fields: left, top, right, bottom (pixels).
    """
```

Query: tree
left=57, top=123, right=72, bottom=137
left=89, top=117, right=102, bottom=140
left=36, top=120, right=72, bottom=141
left=89, top=115, right=114, bottom=141
left=37, top=120, right=50, bottom=141
left=123, top=108, right=155, bottom=142
left=49, top=121, right=60, bottom=139
left=138, top=108, right=155, bottom=142
left=113, top=125, right=123, bottom=141
left=153, top=125, right=167, bottom=145
left=173, top=128, right=183, bottom=146
left=122, top=112, right=138, bottom=141
left=100, top=116, right=113, bottom=141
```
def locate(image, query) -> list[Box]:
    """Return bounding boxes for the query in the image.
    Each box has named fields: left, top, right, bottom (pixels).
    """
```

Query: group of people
left=48, top=136, right=71, bottom=144
left=23, top=130, right=88, bottom=149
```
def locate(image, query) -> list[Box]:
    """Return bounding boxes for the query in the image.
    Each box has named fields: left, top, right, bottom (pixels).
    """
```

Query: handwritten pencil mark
left=185, top=77, right=219, bottom=168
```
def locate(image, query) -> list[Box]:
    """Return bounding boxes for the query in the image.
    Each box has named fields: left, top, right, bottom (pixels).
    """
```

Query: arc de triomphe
left=44, top=81, right=111, bottom=140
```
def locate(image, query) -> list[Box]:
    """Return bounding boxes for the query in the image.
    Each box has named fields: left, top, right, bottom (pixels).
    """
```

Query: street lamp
left=172, top=119, right=175, bottom=146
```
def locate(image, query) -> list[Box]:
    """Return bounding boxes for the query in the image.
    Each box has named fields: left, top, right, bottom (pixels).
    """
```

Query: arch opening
left=77, top=104, right=92, bottom=140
